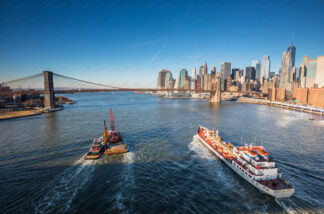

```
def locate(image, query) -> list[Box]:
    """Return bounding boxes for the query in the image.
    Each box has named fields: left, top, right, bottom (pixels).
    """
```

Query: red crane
left=110, top=109, right=115, bottom=134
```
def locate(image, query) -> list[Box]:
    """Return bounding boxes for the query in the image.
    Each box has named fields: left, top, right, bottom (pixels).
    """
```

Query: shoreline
left=0, top=110, right=43, bottom=120
left=238, top=98, right=324, bottom=115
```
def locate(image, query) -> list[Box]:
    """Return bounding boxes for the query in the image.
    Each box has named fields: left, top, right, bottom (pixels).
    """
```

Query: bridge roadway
left=14, top=88, right=267, bottom=95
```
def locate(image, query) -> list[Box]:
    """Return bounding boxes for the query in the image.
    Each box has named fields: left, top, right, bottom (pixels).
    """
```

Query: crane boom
left=110, top=109, right=115, bottom=133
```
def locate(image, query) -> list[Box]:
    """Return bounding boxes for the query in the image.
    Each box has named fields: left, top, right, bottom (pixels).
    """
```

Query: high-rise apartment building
left=252, top=60, right=261, bottom=80
left=220, top=62, right=231, bottom=78
left=262, top=56, right=270, bottom=80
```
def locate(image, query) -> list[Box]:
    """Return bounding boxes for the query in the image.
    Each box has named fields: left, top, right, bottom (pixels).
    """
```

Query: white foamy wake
left=274, top=198, right=322, bottom=214
left=34, top=156, right=97, bottom=214
left=113, top=152, right=135, bottom=213
left=188, top=135, right=217, bottom=160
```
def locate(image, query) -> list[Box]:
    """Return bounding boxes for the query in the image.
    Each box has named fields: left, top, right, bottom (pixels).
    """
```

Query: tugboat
left=197, top=125, right=294, bottom=198
left=84, top=109, right=128, bottom=160
left=84, top=138, right=104, bottom=160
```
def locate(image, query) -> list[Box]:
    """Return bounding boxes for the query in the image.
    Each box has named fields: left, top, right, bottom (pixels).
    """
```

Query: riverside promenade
left=238, top=97, right=324, bottom=115
left=0, top=110, right=43, bottom=120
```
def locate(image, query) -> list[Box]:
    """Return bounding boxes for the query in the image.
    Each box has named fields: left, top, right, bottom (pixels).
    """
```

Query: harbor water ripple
left=0, top=92, right=323, bottom=213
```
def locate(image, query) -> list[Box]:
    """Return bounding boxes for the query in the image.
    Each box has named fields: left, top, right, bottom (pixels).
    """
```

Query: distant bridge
left=3, top=71, right=267, bottom=110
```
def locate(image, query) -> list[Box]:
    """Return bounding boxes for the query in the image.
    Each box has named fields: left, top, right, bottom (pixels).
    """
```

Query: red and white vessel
left=197, top=126, right=294, bottom=198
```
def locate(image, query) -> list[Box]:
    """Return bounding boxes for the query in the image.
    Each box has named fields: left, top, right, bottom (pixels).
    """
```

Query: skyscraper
left=211, top=65, right=216, bottom=75
left=192, top=67, right=196, bottom=78
left=252, top=60, right=261, bottom=80
left=157, top=69, right=172, bottom=89
left=287, top=35, right=296, bottom=67
left=245, top=67, right=256, bottom=82
left=279, top=51, right=292, bottom=89
left=179, top=68, right=188, bottom=89
left=220, top=62, right=231, bottom=78
left=315, top=56, right=324, bottom=88
left=262, top=56, right=270, bottom=80
left=202, top=61, right=208, bottom=75
left=199, top=66, right=203, bottom=76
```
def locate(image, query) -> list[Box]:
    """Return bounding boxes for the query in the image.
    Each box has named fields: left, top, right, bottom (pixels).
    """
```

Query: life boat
left=257, top=149, right=269, bottom=156
left=247, top=150, right=258, bottom=157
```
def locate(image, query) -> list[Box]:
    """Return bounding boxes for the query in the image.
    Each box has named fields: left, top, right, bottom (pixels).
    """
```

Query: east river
left=1, top=92, right=324, bottom=214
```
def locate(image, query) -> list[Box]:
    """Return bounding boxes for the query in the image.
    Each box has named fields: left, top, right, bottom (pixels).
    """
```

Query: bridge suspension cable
left=53, top=73, right=125, bottom=89
left=3, top=73, right=43, bottom=84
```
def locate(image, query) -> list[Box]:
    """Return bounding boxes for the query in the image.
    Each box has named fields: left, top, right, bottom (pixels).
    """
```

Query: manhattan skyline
left=1, top=0, right=324, bottom=87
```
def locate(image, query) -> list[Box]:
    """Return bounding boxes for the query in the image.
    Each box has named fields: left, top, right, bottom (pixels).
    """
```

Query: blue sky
left=1, top=0, right=324, bottom=88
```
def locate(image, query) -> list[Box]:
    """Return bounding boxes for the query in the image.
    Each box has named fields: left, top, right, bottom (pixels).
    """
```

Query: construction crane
left=110, top=109, right=115, bottom=134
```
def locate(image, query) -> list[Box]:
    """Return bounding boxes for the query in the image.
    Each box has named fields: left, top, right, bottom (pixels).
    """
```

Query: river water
left=0, top=92, right=323, bottom=214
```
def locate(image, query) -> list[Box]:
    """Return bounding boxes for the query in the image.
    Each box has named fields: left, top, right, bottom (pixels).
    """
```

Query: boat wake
left=34, top=156, right=97, bottom=214
left=188, top=135, right=216, bottom=160
left=113, top=152, right=135, bottom=213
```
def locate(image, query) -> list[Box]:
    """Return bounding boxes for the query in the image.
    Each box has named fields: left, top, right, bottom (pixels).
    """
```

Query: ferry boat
left=197, top=126, right=294, bottom=198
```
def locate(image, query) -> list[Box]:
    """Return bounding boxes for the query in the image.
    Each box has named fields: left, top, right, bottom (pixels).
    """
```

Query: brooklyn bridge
left=3, top=71, right=267, bottom=110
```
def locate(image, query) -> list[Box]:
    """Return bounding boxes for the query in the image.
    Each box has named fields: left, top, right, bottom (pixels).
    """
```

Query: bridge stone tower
left=43, top=71, right=55, bottom=110
left=210, top=77, right=221, bottom=104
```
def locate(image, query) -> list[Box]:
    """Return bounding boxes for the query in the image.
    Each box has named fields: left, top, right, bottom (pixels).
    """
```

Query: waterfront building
left=157, top=69, right=172, bottom=89
left=262, top=56, right=270, bottom=80
left=179, top=69, right=188, bottom=89
left=220, top=62, right=231, bottom=78
left=252, top=60, right=261, bottom=80
left=192, top=67, right=196, bottom=78
left=315, top=56, right=324, bottom=88
left=245, top=66, right=256, bottom=82
left=0, top=84, right=13, bottom=107
left=211, top=65, right=216, bottom=75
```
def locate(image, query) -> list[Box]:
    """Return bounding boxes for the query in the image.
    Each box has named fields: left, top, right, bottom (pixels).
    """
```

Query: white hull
left=197, top=135, right=294, bottom=198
